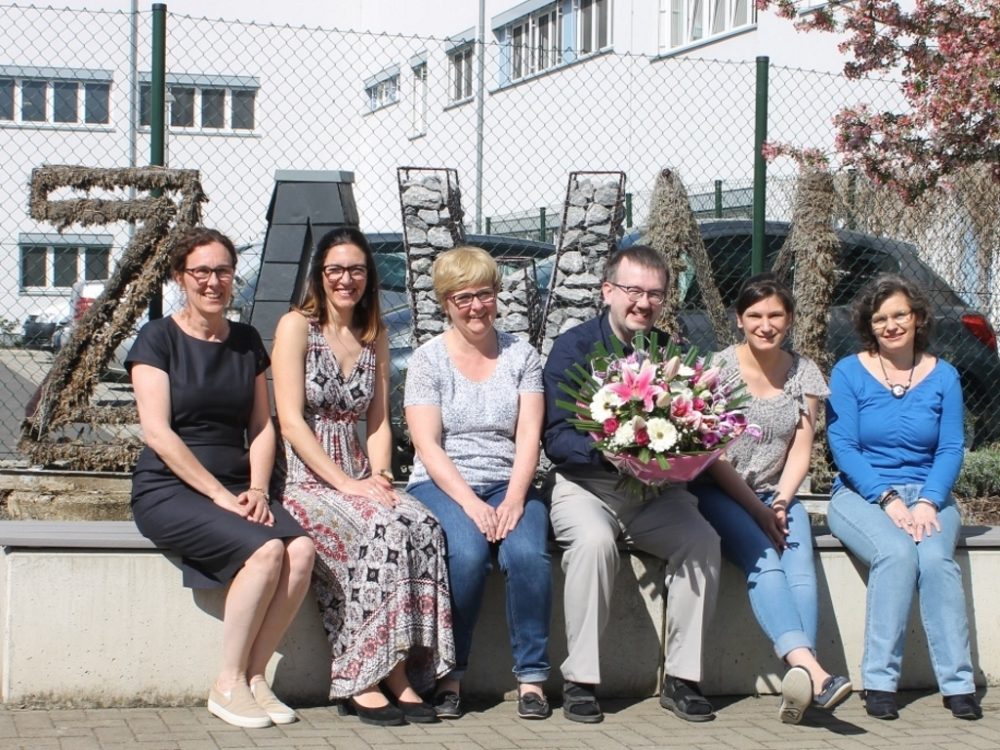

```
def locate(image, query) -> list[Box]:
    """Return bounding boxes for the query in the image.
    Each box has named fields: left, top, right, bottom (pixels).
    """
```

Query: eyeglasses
left=184, top=265, right=235, bottom=283
left=871, top=310, right=914, bottom=330
left=323, top=264, right=368, bottom=280
left=448, top=288, right=497, bottom=309
left=608, top=282, right=666, bottom=305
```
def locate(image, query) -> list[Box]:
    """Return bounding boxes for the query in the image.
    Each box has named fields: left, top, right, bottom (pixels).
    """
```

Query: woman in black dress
left=128, top=227, right=315, bottom=729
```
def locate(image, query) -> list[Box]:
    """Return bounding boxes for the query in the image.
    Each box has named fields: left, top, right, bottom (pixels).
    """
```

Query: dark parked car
left=621, top=220, right=1000, bottom=447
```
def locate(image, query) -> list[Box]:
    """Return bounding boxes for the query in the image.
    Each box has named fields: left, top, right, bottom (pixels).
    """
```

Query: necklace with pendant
left=878, top=351, right=916, bottom=399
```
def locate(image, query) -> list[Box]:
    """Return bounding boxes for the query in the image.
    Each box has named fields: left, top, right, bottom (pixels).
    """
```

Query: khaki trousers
left=549, top=467, right=721, bottom=685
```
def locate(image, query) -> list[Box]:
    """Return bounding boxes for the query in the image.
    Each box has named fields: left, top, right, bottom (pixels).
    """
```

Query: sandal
left=659, top=676, right=715, bottom=722
left=562, top=682, right=603, bottom=724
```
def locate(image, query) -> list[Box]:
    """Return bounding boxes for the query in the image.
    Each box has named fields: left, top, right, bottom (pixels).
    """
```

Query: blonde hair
left=431, top=246, right=500, bottom=312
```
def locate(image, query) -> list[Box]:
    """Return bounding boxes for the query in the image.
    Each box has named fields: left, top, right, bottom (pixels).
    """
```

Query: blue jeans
left=828, top=484, right=975, bottom=695
left=694, top=484, right=817, bottom=658
left=407, top=479, right=551, bottom=684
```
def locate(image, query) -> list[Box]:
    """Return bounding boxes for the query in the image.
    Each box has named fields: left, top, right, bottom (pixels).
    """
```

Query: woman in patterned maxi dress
left=272, top=228, right=454, bottom=726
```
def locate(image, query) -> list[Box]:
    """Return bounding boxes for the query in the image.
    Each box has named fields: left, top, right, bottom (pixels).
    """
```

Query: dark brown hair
left=298, top=227, right=384, bottom=343
left=852, top=273, right=933, bottom=354
left=169, top=227, right=237, bottom=277
left=735, top=272, right=795, bottom=316
left=604, top=244, right=669, bottom=287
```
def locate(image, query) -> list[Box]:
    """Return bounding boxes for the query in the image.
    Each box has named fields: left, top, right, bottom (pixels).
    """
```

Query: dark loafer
left=660, top=676, right=715, bottom=722
left=433, top=690, right=462, bottom=720
left=517, top=692, right=552, bottom=720
left=813, top=674, right=852, bottom=711
left=862, top=689, right=898, bottom=720
left=397, top=699, right=438, bottom=723
left=562, top=682, right=603, bottom=723
left=337, top=698, right=406, bottom=726
left=943, top=693, right=982, bottom=720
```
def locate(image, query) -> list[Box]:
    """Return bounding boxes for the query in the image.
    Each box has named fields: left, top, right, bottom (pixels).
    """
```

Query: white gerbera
left=589, top=385, right=624, bottom=422
left=611, top=416, right=642, bottom=449
left=646, top=417, right=678, bottom=453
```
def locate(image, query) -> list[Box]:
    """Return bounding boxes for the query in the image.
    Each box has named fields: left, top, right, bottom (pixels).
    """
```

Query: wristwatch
left=878, top=489, right=901, bottom=510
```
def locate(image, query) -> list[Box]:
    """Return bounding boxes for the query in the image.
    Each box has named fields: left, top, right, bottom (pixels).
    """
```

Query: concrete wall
left=2, top=527, right=997, bottom=706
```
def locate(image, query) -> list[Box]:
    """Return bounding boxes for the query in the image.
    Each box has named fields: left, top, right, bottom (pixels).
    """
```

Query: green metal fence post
left=752, top=55, right=769, bottom=276
left=149, top=2, right=167, bottom=319
left=714, top=179, right=723, bottom=218
left=625, top=192, right=633, bottom=228
left=539, top=206, right=546, bottom=242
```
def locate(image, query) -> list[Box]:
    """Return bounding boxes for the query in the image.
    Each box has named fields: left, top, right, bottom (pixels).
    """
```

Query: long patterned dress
left=279, top=320, right=454, bottom=699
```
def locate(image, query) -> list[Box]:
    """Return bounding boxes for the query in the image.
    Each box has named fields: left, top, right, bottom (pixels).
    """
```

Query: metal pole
left=539, top=207, right=546, bottom=242
left=625, top=192, right=633, bottom=228
left=714, top=179, right=723, bottom=218
left=127, top=0, right=139, bottom=242
left=752, top=55, right=769, bottom=275
left=128, top=0, right=138, bottom=172
left=150, top=4, right=166, bottom=171
left=473, top=0, right=485, bottom=233
left=149, top=3, right=167, bottom=319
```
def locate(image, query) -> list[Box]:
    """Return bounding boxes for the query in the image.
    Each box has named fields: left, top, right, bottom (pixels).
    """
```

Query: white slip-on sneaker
left=208, top=682, right=273, bottom=729
left=250, top=680, right=298, bottom=724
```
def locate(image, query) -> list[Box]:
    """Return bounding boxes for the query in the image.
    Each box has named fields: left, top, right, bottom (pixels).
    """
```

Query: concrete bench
left=1, top=520, right=998, bottom=707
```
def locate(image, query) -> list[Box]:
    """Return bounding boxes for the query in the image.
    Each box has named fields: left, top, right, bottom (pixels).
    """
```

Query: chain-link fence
left=2, top=3, right=999, bottom=464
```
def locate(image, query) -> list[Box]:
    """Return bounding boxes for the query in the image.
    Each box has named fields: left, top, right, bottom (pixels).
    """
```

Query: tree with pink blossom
left=757, top=0, right=1000, bottom=203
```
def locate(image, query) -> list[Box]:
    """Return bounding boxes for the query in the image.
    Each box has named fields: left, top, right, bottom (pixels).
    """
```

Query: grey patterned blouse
left=404, top=329, right=544, bottom=487
left=715, top=344, right=829, bottom=493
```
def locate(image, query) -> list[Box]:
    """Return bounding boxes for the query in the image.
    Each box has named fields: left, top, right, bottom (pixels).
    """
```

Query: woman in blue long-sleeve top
left=826, top=274, right=979, bottom=722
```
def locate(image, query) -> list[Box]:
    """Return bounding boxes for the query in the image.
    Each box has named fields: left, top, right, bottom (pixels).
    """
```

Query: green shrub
left=954, top=448, right=1000, bottom=498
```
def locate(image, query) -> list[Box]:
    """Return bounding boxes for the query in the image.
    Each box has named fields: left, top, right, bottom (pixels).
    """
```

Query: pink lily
left=608, top=360, right=664, bottom=413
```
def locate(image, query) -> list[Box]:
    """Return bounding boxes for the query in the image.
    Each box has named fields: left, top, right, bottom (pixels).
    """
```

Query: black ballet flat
left=396, top=699, right=438, bottom=723
left=337, top=697, right=406, bottom=726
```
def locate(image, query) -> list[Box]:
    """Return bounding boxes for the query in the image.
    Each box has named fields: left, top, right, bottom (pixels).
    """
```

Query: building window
left=660, top=0, right=752, bottom=52
left=0, top=67, right=113, bottom=126
left=578, top=0, right=611, bottom=55
left=509, top=5, right=563, bottom=81
left=410, top=62, right=428, bottom=135
left=18, top=235, right=112, bottom=292
left=0, top=78, right=13, bottom=120
left=449, top=46, right=474, bottom=102
left=495, top=1, right=610, bottom=85
left=21, top=80, right=46, bottom=121
left=139, top=72, right=259, bottom=132
left=84, top=82, right=110, bottom=124
left=365, top=77, right=399, bottom=113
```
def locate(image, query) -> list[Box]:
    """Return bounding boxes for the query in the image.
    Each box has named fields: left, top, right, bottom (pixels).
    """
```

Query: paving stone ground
left=2, top=690, right=997, bottom=750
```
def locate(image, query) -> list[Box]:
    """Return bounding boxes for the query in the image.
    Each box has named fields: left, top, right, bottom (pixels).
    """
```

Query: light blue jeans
left=828, top=483, right=975, bottom=695
left=407, top=479, right=552, bottom=684
left=694, top=484, right=817, bottom=659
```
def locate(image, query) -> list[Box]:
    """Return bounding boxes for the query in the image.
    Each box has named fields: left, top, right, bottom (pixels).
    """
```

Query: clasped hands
left=885, top=497, right=940, bottom=541
left=461, top=496, right=523, bottom=542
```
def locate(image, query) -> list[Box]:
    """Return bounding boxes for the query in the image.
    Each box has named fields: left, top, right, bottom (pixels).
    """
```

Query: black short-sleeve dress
left=128, top=316, right=306, bottom=589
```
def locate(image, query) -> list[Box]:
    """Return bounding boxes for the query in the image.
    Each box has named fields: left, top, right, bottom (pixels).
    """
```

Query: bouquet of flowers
left=557, top=332, right=758, bottom=496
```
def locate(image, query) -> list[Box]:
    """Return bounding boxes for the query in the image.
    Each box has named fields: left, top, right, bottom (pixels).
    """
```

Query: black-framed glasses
left=322, top=264, right=368, bottom=280
left=184, top=265, right=235, bottom=283
left=608, top=282, right=666, bottom=305
left=448, top=288, right=497, bottom=309
left=871, top=310, right=914, bottom=330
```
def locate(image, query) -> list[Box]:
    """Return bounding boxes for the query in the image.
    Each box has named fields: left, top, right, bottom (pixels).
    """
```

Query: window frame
left=409, top=61, right=428, bottom=136
left=365, top=75, right=400, bottom=113
left=659, top=0, right=754, bottom=53
left=0, top=67, right=114, bottom=127
left=448, top=45, right=475, bottom=103
left=18, top=235, right=113, bottom=293
left=138, top=72, right=259, bottom=133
